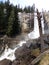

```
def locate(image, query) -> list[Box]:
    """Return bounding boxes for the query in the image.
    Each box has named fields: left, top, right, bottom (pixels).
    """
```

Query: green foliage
left=4, top=1, right=12, bottom=31
left=6, top=9, right=15, bottom=36
left=24, top=7, right=28, bottom=13
left=0, top=0, right=21, bottom=36
left=7, top=6, right=21, bottom=36
left=17, top=4, right=23, bottom=12
left=0, top=0, right=12, bottom=34
left=13, top=6, right=20, bottom=35
left=23, top=5, right=34, bottom=13
left=0, top=0, right=34, bottom=36
left=0, top=2, right=5, bottom=34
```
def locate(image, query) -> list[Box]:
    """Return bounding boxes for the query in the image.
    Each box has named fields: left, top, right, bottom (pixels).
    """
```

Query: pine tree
left=13, top=6, right=20, bottom=35
left=0, top=2, right=5, bottom=34
left=4, top=0, right=12, bottom=32
left=6, top=8, right=15, bottom=36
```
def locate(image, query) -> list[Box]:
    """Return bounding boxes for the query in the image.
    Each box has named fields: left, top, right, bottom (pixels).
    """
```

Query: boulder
left=15, top=44, right=35, bottom=65
left=15, top=44, right=31, bottom=59
left=12, top=60, right=20, bottom=65
left=12, top=60, right=26, bottom=65
left=0, top=59, right=12, bottom=65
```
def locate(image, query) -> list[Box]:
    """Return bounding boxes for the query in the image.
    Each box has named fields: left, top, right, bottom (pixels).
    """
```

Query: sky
left=0, top=0, right=49, bottom=12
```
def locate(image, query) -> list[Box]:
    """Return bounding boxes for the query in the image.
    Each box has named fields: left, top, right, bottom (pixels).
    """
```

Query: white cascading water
left=0, top=41, right=26, bottom=61
left=28, top=12, right=40, bottom=39
left=0, top=12, right=45, bottom=61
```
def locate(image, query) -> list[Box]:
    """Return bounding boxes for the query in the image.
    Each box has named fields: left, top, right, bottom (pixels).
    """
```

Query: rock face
left=15, top=44, right=37, bottom=65
left=15, top=44, right=31, bottom=59
left=0, top=37, right=44, bottom=65
left=12, top=60, right=20, bottom=65
left=0, top=59, right=12, bottom=65
left=0, top=39, right=5, bottom=55
left=12, top=60, right=27, bottom=65
left=0, top=40, right=41, bottom=65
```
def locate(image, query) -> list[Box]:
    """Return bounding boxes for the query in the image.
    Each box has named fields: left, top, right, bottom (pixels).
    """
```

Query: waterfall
left=28, top=12, right=40, bottom=39
left=0, top=12, right=44, bottom=62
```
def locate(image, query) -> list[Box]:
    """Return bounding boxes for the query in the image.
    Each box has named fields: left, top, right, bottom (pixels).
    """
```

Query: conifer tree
left=7, top=8, right=15, bottom=36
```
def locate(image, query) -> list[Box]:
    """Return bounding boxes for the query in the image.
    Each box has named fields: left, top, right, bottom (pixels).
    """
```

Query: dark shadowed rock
left=0, top=39, right=5, bottom=54
left=12, top=60, right=20, bottom=65
left=15, top=44, right=35, bottom=65
left=0, top=59, right=12, bottom=65
left=12, top=60, right=27, bottom=65
left=15, top=44, right=31, bottom=59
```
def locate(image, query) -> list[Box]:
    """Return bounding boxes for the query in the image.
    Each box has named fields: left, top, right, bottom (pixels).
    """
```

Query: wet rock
left=12, top=60, right=20, bottom=65
left=0, top=59, right=12, bottom=65
left=0, top=39, right=5, bottom=54
left=44, top=35, right=49, bottom=44
left=8, top=41, right=19, bottom=49
left=25, top=39, right=40, bottom=49
left=15, top=44, right=31, bottom=59
left=15, top=44, right=35, bottom=65
left=26, top=40, right=33, bottom=48
left=12, top=60, right=27, bottom=65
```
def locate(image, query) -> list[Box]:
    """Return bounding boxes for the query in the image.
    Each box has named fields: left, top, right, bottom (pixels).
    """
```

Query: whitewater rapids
left=0, top=41, right=26, bottom=61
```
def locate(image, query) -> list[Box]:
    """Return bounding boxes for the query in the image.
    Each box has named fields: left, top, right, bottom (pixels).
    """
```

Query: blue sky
left=0, top=0, right=5, bottom=2
left=0, top=0, right=49, bottom=12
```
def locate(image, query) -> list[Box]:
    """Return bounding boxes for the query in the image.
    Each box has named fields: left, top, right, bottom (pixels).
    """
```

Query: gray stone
left=0, top=59, right=12, bottom=65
